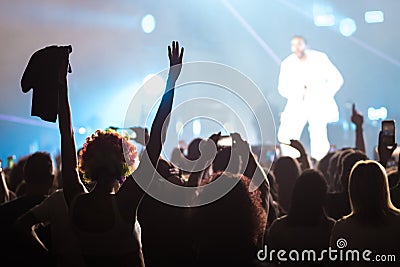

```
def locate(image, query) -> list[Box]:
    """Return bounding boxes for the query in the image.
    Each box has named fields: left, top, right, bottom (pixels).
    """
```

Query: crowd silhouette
left=0, top=41, right=399, bottom=267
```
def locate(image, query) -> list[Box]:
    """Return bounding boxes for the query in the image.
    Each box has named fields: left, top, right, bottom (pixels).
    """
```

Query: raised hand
left=289, top=139, right=311, bottom=170
left=209, top=131, right=222, bottom=146
left=378, top=131, right=397, bottom=167
left=168, top=41, right=184, bottom=81
left=289, top=139, right=307, bottom=156
left=351, top=103, right=364, bottom=127
left=231, top=132, right=251, bottom=154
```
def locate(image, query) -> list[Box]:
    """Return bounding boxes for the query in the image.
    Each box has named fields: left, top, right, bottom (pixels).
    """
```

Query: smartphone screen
left=381, top=120, right=395, bottom=146
left=7, top=156, right=15, bottom=169
left=217, top=136, right=232, bottom=147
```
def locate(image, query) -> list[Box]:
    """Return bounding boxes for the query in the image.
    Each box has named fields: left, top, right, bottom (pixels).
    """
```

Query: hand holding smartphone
left=381, top=120, right=396, bottom=148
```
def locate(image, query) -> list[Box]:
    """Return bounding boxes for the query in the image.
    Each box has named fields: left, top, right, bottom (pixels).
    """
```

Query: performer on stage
left=277, top=36, right=344, bottom=160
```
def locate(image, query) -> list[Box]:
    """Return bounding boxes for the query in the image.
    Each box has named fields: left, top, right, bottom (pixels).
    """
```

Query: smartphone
left=7, top=155, right=16, bottom=169
left=381, top=120, right=395, bottom=146
left=217, top=136, right=232, bottom=147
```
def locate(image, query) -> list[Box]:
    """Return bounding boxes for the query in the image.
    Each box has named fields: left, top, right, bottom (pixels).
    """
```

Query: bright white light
left=368, top=107, right=388, bottom=121
left=193, top=120, right=201, bottom=136
left=78, top=127, right=86, bottom=135
left=141, top=14, right=156, bottom=33
left=313, top=4, right=335, bottom=27
left=365, top=11, right=384, bottom=24
left=314, top=15, right=335, bottom=27
left=339, top=18, right=357, bottom=37
left=142, top=74, right=165, bottom=95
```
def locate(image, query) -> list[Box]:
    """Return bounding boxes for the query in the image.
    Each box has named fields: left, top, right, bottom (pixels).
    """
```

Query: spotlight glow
left=78, top=127, right=86, bottom=135
left=141, top=14, right=155, bottom=33
left=313, top=4, right=335, bottom=27
left=314, top=15, right=335, bottom=27
left=339, top=18, right=357, bottom=37
left=365, top=11, right=384, bottom=24
left=193, top=119, right=201, bottom=136
left=368, top=107, right=388, bottom=121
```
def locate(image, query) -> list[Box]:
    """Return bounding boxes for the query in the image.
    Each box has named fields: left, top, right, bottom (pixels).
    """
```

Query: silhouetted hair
left=194, top=174, right=267, bottom=261
left=339, top=151, right=368, bottom=192
left=273, top=156, right=301, bottom=212
left=9, top=155, right=29, bottom=191
left=23, top=152, right=53, bottom=184
left=212, top=147, right=241, bottom=174
left=331, top=148, right=353, bottom=191
left=79, top=130, right=137, bottom=184
left=288, top=169, right=328, bottom=226
left=186, top=138, right=202, bottom=161
left=316, top=152, right=334, bottom=189
left=348, top=160, right=400, bottom=222
left=387, top=168, right=399, bottom=189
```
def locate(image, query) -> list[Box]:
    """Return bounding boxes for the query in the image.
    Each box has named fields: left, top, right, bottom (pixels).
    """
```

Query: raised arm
left=145, top=41, right=184, bottom=167
left=0, top=171, right=11, bottom=204
left=117, top=41, right=183, bottom=206
left=351, top=104, right=366, bottom=153
left=57, top=50, right=87, bottom=207
left=231, top=133, right=270, bottom=211
left=289, top=139, right=312, bottom=170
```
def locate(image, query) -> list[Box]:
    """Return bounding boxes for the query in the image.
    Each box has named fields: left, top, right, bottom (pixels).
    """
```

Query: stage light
left=313, top=3, right=335, bottom=27
left=78, top=127, right=87, bottom=135
left=365, top=11, right=384, bottom=24
left=141, top=14, right=155, bottom=33
left=339, top=18, right=356, bottom=37
left=193, top=119, right=201, bottom=136
left=368, top=107, right=387, bottom=121
left=314, top=15, right=335, bottom=27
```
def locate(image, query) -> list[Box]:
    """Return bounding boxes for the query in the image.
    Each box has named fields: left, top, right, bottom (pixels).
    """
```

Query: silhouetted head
left=266, top=170, right=278, bottom=201
left=330, top=148, right=353, bottom=191
left=387, top=168, right=399, bottom=189
left=212, top=147, right=241, bottom=174
left=316, top=152, right=334, bottom=188
left=79, top=130, right=137, bottom=187
left=291, top=35, right=307, bottom=59
left=274, top=156, right=301, bottom=182
left=339, top=151, right=368, bottom=192
left=23, top=152, right=54, bottom=194
left=8, top=155, right=29, bottom=191
left=194, top=174, right=267, bottom=262
left=288, top=169, right=328, bottom=226
left=186, top=138, right=202, bottom=160
left=349, top=160, right=400, bottom=221
left=273, top=156, right=301, bottom=212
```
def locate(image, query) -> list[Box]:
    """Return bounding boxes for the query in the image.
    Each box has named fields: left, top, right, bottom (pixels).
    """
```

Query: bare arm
left=0, top=171, right=10, bottom=204
left=232, top=133, right=270, bottom=213
left=289, top=139, right=312, bottom=170
left=351, top=104, right=366, bottom=153
left=57, top=50, right=87, bottom=207
left=117, top=41, right=184, bottom=207
left=15, top=212, right=48, bottom=252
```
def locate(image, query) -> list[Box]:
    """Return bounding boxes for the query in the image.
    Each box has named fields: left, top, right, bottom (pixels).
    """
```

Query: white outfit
left=277, top=50, right=343, bottom=160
